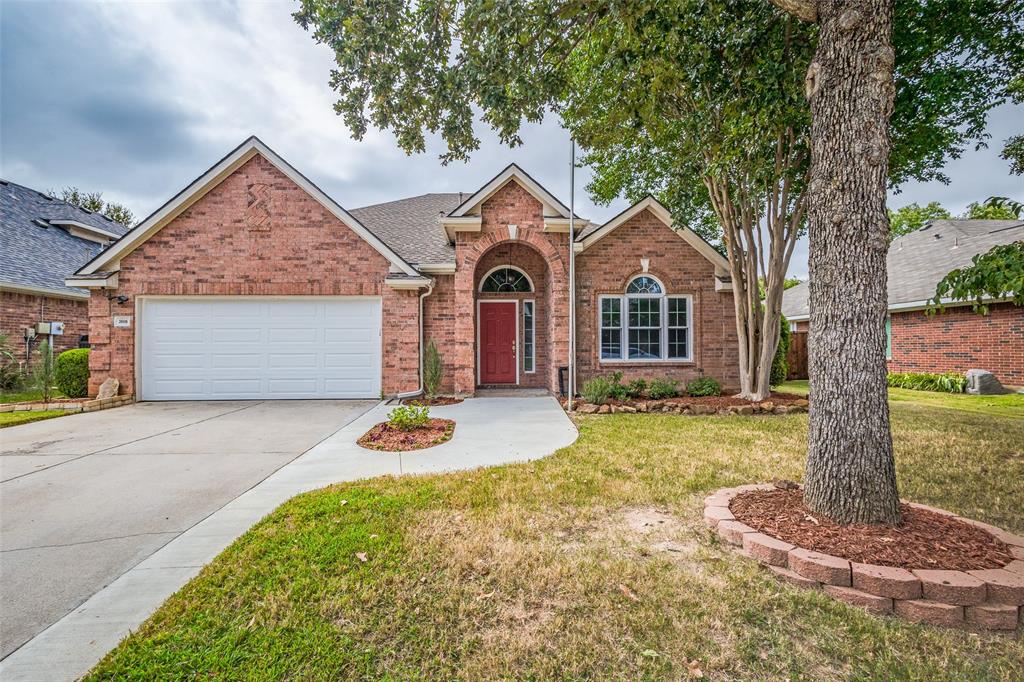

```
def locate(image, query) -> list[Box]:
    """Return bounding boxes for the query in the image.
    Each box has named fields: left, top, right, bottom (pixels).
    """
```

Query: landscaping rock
left=577, top=403, right=599, bottom=414
left=913, top=569, right=986, bottom=605
left=618, top=405, right=637, bottom=413
left=788, top=548, right=851, bottom=586
left=703, top=505, right=735, bottom=527
left=894, top=599, right=964, bottom=627
left=96, top=378, right=120, bottom=399
left=965, top=369, right=1004, bottom=395
left=768, top=564, right=820, bottom=589
left=966, top=568, right=1024, bottom=605
left=743, top=533, right=795, bottom=566
left=823, top=585, right=893, bottom=615
left=598, top=404, right=611, bottom=414
left=852, top=563, right=922, bottom=599
left=965, top=603, right=1020, bottom=630
left=716, top=520, right=756, bottom=546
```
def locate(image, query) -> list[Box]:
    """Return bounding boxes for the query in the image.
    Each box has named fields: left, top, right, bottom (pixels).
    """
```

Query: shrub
left=887, top=372, right=966, bottom=394
left=686, top=377, right=721, bottom=397
left=770, top=315, right=791, bottom=387
left=423, top=341, right=443, bottom=399
left=54, top=348, right=90, bottom=398
left=625, top=378, right=647, bottom=399
left=647, top=378, right=679, bottom=400
left=388, top=405, right=430, bottom=431
left=34, top=340, right=55, bottom=402
left=0, top=333, right=25, bottom=391
left=608, top=371, right=629, bottom=401
left=581, top=376, right=614, bottom=405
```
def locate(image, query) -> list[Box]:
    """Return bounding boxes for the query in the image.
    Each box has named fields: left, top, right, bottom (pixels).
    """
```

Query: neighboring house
left=783, top=219, right=1024, bottom=385
left=67, top=136, right=738, bottom=399
left=1, top=180, right=130, bottom=363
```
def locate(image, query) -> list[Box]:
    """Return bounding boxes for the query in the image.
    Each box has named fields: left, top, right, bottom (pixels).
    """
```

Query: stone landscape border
left=572, top=398, right=809, bottom=415
left=0, top=394, right=135, bottom=415
left=704, top=484, right=1024, bottom=631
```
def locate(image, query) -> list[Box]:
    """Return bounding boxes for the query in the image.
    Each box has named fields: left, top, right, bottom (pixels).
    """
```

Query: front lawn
left=0, top=388, right=64, bottom=404
left=0, top=410, right=69, bottom=428
left=87, top=400, right=1024, bottom=679
left=779, top=380, right=1024, bottom=419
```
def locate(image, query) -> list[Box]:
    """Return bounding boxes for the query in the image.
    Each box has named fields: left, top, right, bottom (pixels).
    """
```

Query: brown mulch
left=401, top=397, right=464, bottom=407
left=730, top=489, right=1013, bottom=570
left=657, top=392, right=806, bottom=409
left=357, top=418, right=456, bottom=452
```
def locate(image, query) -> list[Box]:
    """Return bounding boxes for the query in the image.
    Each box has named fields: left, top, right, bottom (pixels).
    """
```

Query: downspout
left=567, top=140, right=577, bottom=411
left=396, top=279, right=436, bottom=400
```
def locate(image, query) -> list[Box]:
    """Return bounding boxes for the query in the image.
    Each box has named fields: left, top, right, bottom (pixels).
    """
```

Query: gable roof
left=447, top=163, right=573, bottom=219
left=74, top=136, right=420, bottom=279
left=781, top=218, right=1024, bottom=319
left=1, top=179, right=131, bottom=299
left=350, top=193, right=461, bottom=264
left=576, top=196, right=730, bottom=274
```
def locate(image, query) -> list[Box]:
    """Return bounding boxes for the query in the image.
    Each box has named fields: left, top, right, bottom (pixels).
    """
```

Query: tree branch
left=768, top=0, right=817, bottom=23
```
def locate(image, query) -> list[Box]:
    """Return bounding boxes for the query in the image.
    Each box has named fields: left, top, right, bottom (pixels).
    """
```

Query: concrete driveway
left=0, top=400, right=375, bottom=660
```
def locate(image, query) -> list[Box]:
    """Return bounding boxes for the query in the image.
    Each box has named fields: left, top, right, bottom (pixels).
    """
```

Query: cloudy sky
left=3, top=0, right=1021, bottom=278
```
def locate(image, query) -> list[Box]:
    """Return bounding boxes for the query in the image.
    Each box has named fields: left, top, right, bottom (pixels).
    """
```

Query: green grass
left=779, top=380, right=1024, bottom=419
left=86, top=400, right=1024, bottom=680
left=0, top=410, right=69, bottom=428
left=0, top=388, right=64, bottom=404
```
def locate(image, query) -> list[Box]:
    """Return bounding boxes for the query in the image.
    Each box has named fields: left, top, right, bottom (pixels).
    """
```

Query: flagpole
left=568, top=140, right=576, bottom=412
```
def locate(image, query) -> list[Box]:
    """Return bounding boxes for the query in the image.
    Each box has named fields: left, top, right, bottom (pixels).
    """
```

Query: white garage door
left=139, top=298, right=382, bottom=400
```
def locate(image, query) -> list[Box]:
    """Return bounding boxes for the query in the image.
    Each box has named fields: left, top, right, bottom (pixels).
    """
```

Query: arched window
left=479, top=266, right=533, bottom=293
left=599, top=275, right=692, bottom=362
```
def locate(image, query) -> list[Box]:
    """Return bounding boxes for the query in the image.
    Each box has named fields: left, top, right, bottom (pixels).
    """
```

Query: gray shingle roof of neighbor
left=1, top=179, right=131, bottom=297
left=349, top=193, right=464, bottom=265
left=781, top=218, right=1024, bottom=319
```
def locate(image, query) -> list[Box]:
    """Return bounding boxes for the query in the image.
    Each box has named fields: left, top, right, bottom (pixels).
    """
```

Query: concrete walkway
left=0, top=395, right=577, bottom=681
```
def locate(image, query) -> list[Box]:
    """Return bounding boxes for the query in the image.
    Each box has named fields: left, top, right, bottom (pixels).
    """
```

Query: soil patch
left=730, top=489, right=1012, bottom=570
left=357, top=418, right=455, bottom=451
left=401, top=397, right=464, bottom=407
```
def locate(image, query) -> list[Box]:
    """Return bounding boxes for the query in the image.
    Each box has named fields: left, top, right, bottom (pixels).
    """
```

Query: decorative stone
left=823, top=585, right=893, bottom=614
left=703, top=506, right=735, bottom=527
left=965, top=369, right=1004, bottom=395
left=965, top=603, right=1020, bottom=630
left=788, top=548, right=851, bottom=586
left=852, top=563, right=922, bottom=599
left=716, top=520, right=756, bottom=546
left=576, top=403, right=599, bottom=414
left=618, top=405, right=637, bottom=413
left=96, top=377, right=120, bottom=399
left=597, top=404, right=610, bottom=414
left=768, top=565, right=820, bottom=589
left=913, top=570, right=986, bottom=605
left=967, top=568, right=1024, bottom=605
left=894, top=599, right=964, bottom=627
left=742, top=533, right=795, bottom=566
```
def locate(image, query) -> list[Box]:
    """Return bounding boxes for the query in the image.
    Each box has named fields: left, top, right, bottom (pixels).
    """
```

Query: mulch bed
left=401, top=397, right=464, bottom=407
left=357, top=418, right=455, bottom=451
left=656, top=392, right=805, bottom=408
left=730, top=489, right=1013, bottom=571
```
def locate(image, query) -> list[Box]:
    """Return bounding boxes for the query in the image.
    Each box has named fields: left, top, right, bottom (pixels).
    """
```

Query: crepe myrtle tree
left=295, top=0, right=1023, bottom=524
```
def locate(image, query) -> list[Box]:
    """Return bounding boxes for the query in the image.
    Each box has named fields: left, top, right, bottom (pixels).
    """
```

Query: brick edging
left=704, top=485, right=1024, bottom=632
left=0, top=395, right=135, bottom=414
left=572, top=398, right=809, bottom=416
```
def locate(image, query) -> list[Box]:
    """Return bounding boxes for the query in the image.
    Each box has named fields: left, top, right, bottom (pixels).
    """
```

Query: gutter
left=395, top=279, right=436, bottom=400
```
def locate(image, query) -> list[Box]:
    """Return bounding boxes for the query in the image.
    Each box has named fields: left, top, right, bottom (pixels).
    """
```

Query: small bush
left=54, top=348, right=90, bottom=398
left=388, top=405, right=430, bottom=431
left=581, top=376, right=614, bottom=405
left=887, top=372, right=966, bottom=394
left=625, top=378, right=647, bottom=399
left=608, top=371, right=629, bottom=401
left=770, top=315, right=791, bottom=387
left=0, top=333, right=25, bottom=390
left=647, top=378, right=679, bottom=400
left=423, top=341, right=443, bottom=399
left=686, top=377, right=721, bottom=397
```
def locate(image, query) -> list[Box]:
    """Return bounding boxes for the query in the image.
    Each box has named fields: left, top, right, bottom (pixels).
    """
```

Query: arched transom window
left=599, top=275, right=692, bottom=362
left=480, top=266, right=533, bottom=293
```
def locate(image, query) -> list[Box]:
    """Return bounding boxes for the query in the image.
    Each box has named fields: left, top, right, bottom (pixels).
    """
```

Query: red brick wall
left=87, top=154, right=420, bottom=397
left=575, top=208, right=740, bottom=391
left=888, top=302, right=1023, bottom=384
left=423, top=274, right=458, bottom=394
left=1, top=291, right=88, bottom=366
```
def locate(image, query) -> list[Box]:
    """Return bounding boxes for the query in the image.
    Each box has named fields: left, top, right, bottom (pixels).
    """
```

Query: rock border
left=573, top=398, right=809, bottom=416
left=0, top=394, right=134, bottom=414
left=704, top=485, right=1024, bottom=632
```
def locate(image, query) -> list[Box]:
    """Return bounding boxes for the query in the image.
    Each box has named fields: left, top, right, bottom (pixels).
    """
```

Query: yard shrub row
left=887, top=371, right=967, bottom=394
left=580, top=373, right=720, bottom=405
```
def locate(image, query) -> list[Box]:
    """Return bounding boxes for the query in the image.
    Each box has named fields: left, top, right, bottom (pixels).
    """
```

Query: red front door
left=479, top=301, right=517, bottom=384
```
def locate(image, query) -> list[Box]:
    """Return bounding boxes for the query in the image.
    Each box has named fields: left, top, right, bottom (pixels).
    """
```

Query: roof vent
left=33, top=218, right=50, bottom=228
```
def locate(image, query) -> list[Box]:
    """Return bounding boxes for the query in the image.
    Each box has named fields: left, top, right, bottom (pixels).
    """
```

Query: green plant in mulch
left=647, top=378, right=680, bottom=400
left=581, top=376, right=614, bottom=405
left=770, top=314, right=791, bottom=387
left=625, top=378, right=647, bottom=399
left=0, top=333, right=26, bottom=391
left=423, top=341, right=443, bottom=399
left=388, top=405, right=431, bottom=431
left=686, top=377, right=721, bottom=397
left=887, top=372, right=967, bottom=394
left=54, top=348, right=90, bottom=398
left=33, top=340, right=56, bottom=403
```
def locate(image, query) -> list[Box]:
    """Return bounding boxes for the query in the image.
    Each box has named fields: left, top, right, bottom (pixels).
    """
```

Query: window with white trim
left=523, top=300, right=535, bottom=372
left=600, top=276, right=692, bottom=361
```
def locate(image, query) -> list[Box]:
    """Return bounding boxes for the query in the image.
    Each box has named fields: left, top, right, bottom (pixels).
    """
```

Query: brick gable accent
left=86, top=154, right=419, bottom=397
left=575, top=208, right=739, bottom=390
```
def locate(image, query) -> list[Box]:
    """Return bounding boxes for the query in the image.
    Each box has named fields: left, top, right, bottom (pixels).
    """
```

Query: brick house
left=67, top=137, right=738, bottom=399
left=1, top=180, right=130, bottom=367
left=783, top=219, right=1024, bottom=385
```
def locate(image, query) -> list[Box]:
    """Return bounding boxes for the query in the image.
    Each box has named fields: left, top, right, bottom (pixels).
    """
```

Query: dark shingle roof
left=782, top=219, right=1024, bottom=318
left=1, top=179, right=131, bottom=297
left=350, top=193, right=462, bottom=265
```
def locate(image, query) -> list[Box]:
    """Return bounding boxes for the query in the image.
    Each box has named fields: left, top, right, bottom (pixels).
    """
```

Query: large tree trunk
left=801, top=0, right=900, bottom=525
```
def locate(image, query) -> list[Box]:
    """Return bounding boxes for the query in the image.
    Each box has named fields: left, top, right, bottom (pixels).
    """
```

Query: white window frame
left=598, top=276, right=693, bottom=364
left=523, top=299, right=536, bottom=373
left=478, top=265, right=534, bottom=293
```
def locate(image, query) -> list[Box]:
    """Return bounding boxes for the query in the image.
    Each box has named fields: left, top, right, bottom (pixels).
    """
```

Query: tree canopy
left=931, top=242, right=1024, bottom=314
left=51, top=186, right=135, bottom=227
left=888, top=201, right=951, bottom=238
